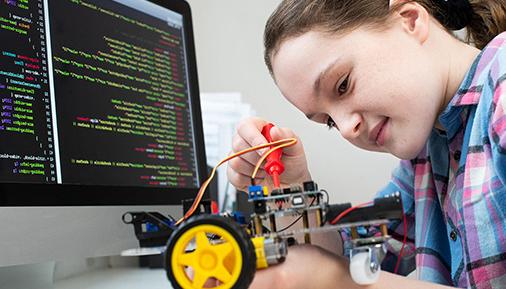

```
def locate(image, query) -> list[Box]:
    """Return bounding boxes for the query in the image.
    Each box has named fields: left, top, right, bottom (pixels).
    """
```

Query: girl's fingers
left=228, top=157, right=267, bottom=179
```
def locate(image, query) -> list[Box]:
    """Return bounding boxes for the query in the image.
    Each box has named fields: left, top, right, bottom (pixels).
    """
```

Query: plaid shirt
left=372, top=32, right=506, bottom=288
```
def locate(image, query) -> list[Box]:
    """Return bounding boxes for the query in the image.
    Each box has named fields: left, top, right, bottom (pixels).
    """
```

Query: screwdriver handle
left=261, top=123, right=284, bottom=188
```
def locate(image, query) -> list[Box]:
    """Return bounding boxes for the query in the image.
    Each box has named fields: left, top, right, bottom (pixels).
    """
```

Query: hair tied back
left=432, top=0, right=475, bottom=30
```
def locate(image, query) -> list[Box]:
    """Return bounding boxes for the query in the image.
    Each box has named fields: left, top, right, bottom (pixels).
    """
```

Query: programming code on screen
left=0, top=0, right=200, bottom=188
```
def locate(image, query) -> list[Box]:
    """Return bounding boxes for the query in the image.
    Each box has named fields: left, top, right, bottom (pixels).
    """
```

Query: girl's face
left=271, top=26, right=447, bottom=159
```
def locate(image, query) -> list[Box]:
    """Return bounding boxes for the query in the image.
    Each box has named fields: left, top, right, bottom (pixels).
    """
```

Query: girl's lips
left=375, top=118, right=389, bottom=146
left=369, top=118, right=389, bottom=146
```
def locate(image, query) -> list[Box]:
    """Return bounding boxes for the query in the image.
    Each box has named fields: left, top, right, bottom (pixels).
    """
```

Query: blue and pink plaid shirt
left=371, top=32, right=506, bottom=288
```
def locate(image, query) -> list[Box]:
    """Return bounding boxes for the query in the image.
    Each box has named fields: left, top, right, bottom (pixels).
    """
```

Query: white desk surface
left=54, top=268, right=172, bottom=289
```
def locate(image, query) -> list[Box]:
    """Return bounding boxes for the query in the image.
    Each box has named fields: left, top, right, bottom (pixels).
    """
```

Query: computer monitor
left=0, top=0, right=206, bottom=267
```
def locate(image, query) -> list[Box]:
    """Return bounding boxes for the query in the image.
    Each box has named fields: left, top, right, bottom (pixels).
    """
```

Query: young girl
left=227, top=0, right=506, bottom=288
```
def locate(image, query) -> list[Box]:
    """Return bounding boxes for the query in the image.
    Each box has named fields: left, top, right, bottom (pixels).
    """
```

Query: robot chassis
left=165, top=181, right=404, bottom=289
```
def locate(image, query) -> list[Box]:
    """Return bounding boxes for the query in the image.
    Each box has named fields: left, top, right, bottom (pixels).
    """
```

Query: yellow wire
left=175, top=137, right=298, bottom=225
left=251, top=138, right=297, bottom=180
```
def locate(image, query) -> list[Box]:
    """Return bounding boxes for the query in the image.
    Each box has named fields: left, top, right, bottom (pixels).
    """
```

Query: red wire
left=394, top=206, right=407, bottom=274
left=330, top=201, right=373, bottom=225
left=330, top=200, right=408, bottom=275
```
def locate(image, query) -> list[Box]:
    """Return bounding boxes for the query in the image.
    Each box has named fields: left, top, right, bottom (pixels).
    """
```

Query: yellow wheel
left=165, top=214, right=256, bottom=289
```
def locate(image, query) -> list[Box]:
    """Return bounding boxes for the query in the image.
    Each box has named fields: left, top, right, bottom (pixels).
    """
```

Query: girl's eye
left=326, top=116, right=336, bottom=130
left=336, top=75, right=349, bottom=95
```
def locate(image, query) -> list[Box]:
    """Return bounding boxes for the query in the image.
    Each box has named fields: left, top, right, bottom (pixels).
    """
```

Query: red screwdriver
left=261, top=123, right=285, bottom=188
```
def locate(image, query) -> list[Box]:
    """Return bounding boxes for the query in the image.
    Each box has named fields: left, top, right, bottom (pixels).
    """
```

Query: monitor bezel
left=0, top=0, right=208, bottom=206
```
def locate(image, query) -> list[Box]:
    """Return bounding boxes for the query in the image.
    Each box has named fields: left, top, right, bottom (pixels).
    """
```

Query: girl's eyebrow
left=313, top=57, right=341, bottom=97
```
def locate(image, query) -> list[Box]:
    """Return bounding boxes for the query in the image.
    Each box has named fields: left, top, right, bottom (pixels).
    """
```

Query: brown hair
left=264, top=0, right=506, bottom=74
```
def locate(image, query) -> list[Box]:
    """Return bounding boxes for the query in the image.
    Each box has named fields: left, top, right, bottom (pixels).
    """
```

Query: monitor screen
left=0, top=0, right=207, bottom=205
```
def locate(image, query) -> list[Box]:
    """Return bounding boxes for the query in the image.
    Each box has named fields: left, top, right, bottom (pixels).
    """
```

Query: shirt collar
left=437, top=49, right=483, bottom=139
left=437, top=32, right=506, bottom=138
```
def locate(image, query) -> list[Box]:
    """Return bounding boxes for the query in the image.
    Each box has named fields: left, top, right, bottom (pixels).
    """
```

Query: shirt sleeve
left=473, top=67, right=506, bottom=289
left=340, top=159, right=416, bottom=276
left=489, top=78, right=506, bottom=186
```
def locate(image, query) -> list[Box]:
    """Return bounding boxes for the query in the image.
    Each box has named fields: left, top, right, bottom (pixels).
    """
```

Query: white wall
left=186, top=0, right=399, bottom=203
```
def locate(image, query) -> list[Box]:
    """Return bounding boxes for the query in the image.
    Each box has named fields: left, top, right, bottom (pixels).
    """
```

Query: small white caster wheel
left=350, top=252, right=380, bottom=285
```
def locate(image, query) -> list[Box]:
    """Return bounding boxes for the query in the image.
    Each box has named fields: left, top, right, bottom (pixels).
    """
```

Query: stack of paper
left=200, top=92, right=256, bottom=211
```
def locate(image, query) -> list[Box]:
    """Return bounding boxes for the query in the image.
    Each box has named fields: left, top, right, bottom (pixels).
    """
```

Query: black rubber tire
left=165, top=214, right=256, bottom=289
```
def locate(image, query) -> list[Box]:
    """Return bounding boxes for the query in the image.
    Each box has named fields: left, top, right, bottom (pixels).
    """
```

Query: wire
left=320, top=189, right=330, bottom=204
left=394, top=206, right=407, bottom=274
left=277, top=215, right=303, bottom=233
left=277, top=197, right=316, bottom=233
left=251, top=138, right=297, bottom=181
left=175, top=137, right=298, bottom=226
left=329, top=201, right=373, bottom=225
left=329, top=200, right=408, bottom=274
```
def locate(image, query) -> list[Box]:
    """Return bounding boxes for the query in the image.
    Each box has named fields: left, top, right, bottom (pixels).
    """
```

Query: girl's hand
left=249, top=245, right=354, bottom=289
left=227, top=117, right=311, bottom=192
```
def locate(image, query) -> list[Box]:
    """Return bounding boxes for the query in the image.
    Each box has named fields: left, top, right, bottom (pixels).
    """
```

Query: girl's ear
left=391, top=1, right=430, bottom=45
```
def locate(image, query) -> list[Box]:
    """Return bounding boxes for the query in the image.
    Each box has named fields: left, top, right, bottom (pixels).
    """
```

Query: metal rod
left=254, top=216, right=263, bottom=236
left=302, top=211, right=311, bottom=244
left=351, top=227, right=359, bottom=240
left=269, top=215, right=277, bottom=232
left=380, top=224, right=388, bottom=236
left=315, top=208, right=322, bottom=227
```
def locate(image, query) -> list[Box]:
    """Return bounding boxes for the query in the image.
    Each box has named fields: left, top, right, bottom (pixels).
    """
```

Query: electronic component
left=157, top=124, right=406, bottom=288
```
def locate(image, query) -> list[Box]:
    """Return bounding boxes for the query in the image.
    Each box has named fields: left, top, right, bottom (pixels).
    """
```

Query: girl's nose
left=336, top=112, right=362, bottom=140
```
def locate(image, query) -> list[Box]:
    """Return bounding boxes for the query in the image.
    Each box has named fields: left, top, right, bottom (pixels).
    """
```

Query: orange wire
left=175, top=137, right=298, bottom=225
left=251, top=138, right=297, bottom=180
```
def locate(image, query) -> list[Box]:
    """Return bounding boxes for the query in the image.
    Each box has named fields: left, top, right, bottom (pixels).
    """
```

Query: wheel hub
left=199, top=250, right=218, bottom=270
